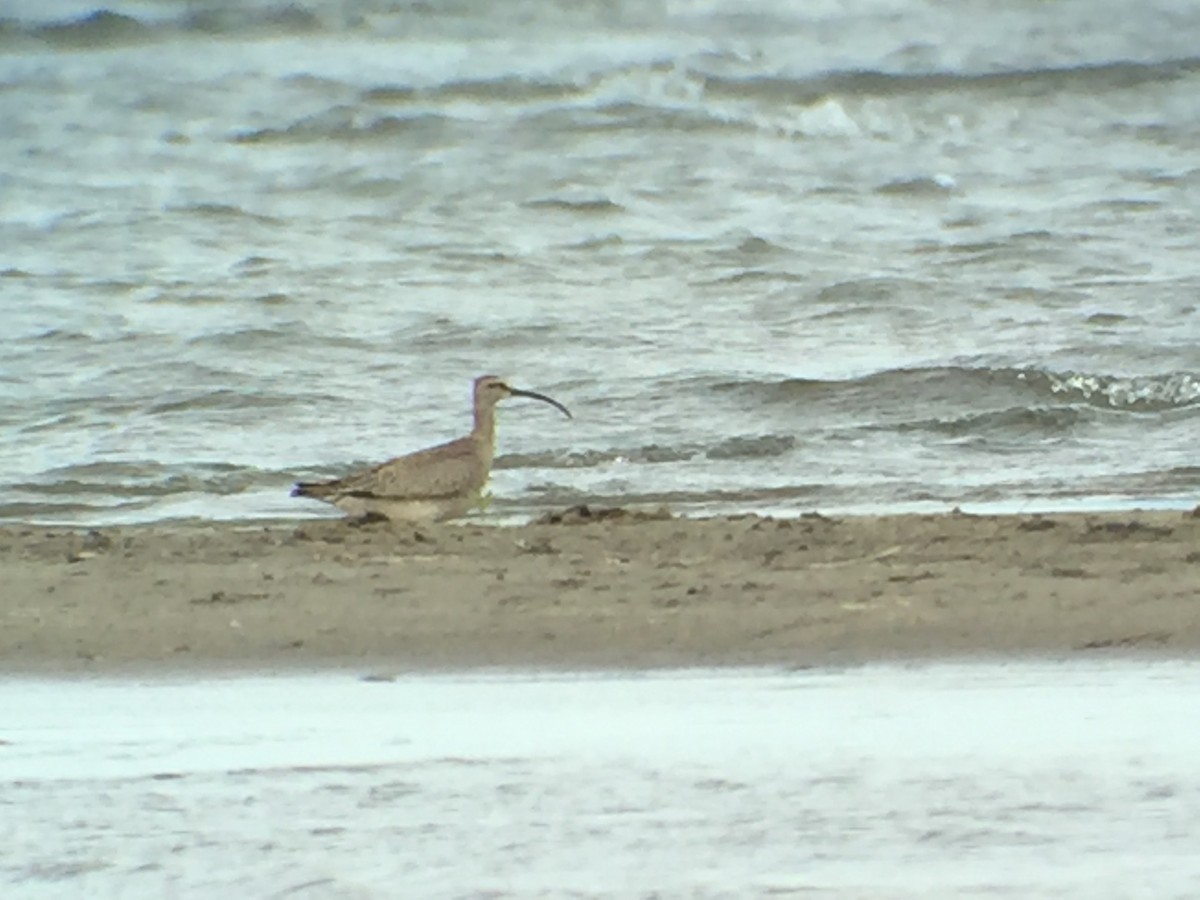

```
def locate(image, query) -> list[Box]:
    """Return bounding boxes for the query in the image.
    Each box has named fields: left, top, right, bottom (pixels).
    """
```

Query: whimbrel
left=291, top=375, right=571, bottom=522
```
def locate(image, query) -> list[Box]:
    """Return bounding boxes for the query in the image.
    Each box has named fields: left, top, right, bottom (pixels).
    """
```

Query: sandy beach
left=2, top=506, right=1198, bottom=673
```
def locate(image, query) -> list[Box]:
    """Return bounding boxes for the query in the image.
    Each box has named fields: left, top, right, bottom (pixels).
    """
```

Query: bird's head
left=474, top=374, right=572, bottom=418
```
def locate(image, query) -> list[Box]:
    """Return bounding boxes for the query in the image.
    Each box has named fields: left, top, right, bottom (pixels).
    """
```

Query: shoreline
left=2, top=650, right=1194, bottom=683
left=2, top=506, right=1198, bottom=674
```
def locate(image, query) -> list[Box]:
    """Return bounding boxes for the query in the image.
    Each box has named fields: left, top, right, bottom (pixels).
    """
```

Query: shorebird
left=291, top=375, right=572, bottom=522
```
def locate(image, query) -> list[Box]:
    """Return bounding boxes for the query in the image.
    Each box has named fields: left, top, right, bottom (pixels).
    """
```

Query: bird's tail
left=291, top=481, right=333, bottom=499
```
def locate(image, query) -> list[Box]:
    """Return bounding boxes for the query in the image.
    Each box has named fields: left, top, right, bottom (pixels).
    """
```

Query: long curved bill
left=509, top=387, right=573, bottom=419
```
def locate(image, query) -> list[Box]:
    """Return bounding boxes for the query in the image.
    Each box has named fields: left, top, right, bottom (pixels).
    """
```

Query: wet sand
left=2, top=506, right=1198, bottom=673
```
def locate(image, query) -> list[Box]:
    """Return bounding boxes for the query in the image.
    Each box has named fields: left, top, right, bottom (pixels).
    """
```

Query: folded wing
left=293, top=436, right=484, bottom=502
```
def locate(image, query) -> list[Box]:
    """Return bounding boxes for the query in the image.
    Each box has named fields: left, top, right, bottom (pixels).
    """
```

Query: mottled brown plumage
left=291, top=375, right=571, bottom=522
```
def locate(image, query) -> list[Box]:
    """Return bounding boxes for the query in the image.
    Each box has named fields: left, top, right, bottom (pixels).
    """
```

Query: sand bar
left=2, top=506, right=1198, bottom=673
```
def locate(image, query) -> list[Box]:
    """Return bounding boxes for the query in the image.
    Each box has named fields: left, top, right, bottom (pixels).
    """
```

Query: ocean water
left=3, top=661, right=1200, bottom=898
left=1, top=0, right=1198, bottom=524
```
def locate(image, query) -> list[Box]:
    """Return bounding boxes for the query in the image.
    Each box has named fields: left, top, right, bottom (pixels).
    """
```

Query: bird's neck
left=473, top=404, right=497, bottom=449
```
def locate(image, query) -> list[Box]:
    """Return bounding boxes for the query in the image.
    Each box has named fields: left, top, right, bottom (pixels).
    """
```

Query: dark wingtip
left=291, top=482, right=311, bottom=498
